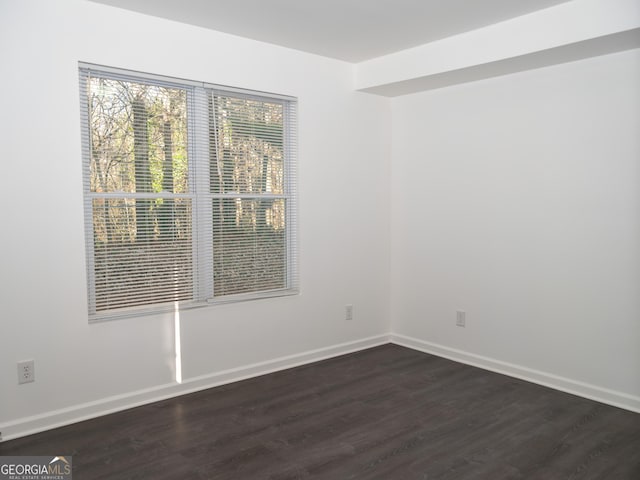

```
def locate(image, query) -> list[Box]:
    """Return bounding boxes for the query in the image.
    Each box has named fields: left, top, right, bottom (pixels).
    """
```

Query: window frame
left=79, top=63, right=298, bottom=322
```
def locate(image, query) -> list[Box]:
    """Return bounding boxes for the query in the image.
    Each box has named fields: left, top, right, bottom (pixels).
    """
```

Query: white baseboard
left=390, top=333, right=640, bottom=414
left=0, top=334, right=391, bottom=442
left=4, top=332, right=637, bottom=442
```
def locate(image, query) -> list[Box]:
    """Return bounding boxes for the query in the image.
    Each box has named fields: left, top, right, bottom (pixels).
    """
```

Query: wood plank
left=1, top=345, right=638, bottom=479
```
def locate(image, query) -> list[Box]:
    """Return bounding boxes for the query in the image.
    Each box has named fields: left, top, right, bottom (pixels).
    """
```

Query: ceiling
left=90, top=0, right=573, bottom=62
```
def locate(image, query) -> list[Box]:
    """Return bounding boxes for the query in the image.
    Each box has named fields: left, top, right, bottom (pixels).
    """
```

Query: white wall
left=356, top=0, right=640, bottom=96
left=0, top=0, right=390, bottom=437
left=1, top=0, right=638, bottom=441
left=391, top=49, right=640, bottom=403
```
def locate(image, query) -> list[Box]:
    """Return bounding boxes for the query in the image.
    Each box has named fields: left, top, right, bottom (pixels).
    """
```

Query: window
left=79, top=64, right=298, bottom=321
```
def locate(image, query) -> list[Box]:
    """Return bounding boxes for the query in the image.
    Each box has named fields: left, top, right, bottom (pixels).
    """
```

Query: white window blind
left=80, top=64, right=298, bottom=321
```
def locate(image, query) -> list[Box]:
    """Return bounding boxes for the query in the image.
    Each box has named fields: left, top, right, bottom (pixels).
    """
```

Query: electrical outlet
left=456, top=310, right=466, bottom=327
left=18, top=360, right=35, bottom=384
left=345, top=304, right=353, bottom=321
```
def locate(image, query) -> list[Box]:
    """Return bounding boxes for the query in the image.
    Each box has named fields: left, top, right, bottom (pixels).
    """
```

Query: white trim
left=0, top=334, right=391, bottom=442
left=4, top=332, right=638, bottom=442
left=390, top=333, right=640, bottom=414
left=79, top=62, right=296, bottom=102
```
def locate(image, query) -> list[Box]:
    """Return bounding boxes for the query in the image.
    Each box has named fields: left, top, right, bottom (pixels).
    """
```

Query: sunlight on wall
left=174, top=303, right=182, bottom=384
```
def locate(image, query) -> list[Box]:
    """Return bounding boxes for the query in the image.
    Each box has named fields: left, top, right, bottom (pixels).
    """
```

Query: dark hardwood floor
left=2, top=344, right=639, bottom=479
